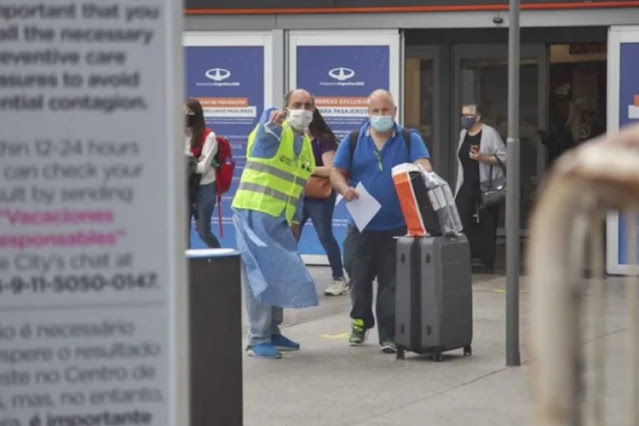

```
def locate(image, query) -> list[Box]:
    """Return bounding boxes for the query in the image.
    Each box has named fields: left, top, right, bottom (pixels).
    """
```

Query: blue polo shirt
left=333, top=122, right=430, bottom=231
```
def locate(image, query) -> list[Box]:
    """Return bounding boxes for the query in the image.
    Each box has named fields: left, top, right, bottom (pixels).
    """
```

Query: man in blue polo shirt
left=330, top=89, right=432, bottom=353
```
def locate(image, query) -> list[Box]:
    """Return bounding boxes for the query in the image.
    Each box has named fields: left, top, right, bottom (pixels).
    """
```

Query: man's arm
left=330, top=137, right=359, bottom=201
left=409, top=131, right=433, bottom=172
left=415, top=157, right=433, bottom=171
left=330, top=134, right=351, bottom=194
left=330, top=166, right=350, bottom=194
left=330, top=167, right=359, bottom=201
left=249, top=107, right=286, bottom=156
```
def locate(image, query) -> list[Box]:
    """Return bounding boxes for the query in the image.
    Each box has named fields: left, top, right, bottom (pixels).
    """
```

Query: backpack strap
left=348, top=129, right=360, bottom=159
left=212, top=135, right=221, bottom=169
left=401, top=128, right=412, bottom=153
left=349, top=127, right=414, bottom=160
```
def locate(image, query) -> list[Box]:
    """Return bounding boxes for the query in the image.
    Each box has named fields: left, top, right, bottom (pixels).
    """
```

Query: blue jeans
left=343, top=225, right=405, bottom=343
left=242, top=263, right=283, bottom=346
left=299, top=192, right=344, bottom=279
left=192, top=182, right=221, bottom=248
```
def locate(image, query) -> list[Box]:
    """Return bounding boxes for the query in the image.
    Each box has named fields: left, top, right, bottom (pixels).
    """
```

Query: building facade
left=183, top=1, right=639, bottom=271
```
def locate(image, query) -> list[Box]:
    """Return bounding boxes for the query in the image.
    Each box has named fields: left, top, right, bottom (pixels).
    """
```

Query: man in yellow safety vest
left=232, top=89, right=318, bottom=359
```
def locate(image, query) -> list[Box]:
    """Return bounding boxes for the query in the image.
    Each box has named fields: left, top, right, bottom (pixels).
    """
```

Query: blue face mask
left=461, top=116, right=476, bottom=130
left=370, top=115, right=394, bottom=132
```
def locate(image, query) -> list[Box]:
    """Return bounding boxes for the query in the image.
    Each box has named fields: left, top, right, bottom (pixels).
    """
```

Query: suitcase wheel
left=396, top=346, right=405, bottom=360
left=432, top=352, right=443, bottom=362
left=463, top=345, right=472, bottom=357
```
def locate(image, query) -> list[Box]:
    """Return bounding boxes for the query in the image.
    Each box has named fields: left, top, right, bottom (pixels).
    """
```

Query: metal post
left=506, top=0, right=522, bottom=367
left=272, top=29, right=286, bottom=102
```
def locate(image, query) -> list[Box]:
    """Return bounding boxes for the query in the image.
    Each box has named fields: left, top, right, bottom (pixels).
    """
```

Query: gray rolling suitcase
left=395, top=234, right=473, bottom=361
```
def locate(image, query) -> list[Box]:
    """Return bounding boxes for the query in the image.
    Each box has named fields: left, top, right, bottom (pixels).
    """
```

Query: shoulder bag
left=479, top=155, right=507, bottom=208
left=305, top=176, right=333, bottom=199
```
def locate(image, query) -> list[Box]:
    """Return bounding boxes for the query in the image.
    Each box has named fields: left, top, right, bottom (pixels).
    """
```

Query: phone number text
left=0, top=273, right=158, bottom=295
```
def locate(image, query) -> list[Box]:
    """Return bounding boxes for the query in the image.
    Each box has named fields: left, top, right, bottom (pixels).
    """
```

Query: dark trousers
left=343, top=225, right=406, bottom=343
left=299, top=192, right=344, bottom=279
left=455, top=183, right=500, bottom=269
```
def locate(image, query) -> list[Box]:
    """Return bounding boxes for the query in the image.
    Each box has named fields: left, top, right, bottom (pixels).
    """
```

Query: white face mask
left=287, top=109, right=313, bottom=131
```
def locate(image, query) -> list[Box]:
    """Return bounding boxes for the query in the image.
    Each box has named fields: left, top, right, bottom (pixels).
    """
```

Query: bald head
left=368, top=89, right=395, bottom=107
left=367, top=89, right=397, bottom=119
left=284, top=89, right=314, bottom=111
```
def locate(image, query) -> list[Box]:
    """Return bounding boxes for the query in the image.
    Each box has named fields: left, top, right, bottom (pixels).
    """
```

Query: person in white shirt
left=185, top=98, right=220, bottom=248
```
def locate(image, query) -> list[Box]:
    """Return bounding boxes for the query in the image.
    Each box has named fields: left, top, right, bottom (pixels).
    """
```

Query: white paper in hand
left=346, top=182, right=381, bottom=232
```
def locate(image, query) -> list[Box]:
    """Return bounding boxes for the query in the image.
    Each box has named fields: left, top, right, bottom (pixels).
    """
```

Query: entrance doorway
left=403, top=28, right=608, bottom=273
left=453, top=45, right=548, bottom=233
left=546, top=43, right=608, bottom=165
left=404, top=46, right=440, bottom=169
left=404, top=43, right=547, bottom=234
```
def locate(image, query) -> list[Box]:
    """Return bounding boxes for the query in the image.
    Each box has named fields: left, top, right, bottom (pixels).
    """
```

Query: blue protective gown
left=232, top=107, right=318, bottom=308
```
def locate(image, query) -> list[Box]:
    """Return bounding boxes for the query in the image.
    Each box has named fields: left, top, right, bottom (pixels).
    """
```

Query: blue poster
left=184, top=46, right=264, bottom=248
left=616, top=42, right=639, bottom=265
left=296, top=45, right=390, bottom=256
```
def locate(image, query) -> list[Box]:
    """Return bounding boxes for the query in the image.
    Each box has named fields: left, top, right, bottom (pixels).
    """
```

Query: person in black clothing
left=453, top=104, right=507, bottom=274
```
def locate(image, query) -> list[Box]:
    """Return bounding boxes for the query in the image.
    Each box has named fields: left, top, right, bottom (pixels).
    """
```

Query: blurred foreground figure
left=528, top=123, right=639, bottom=425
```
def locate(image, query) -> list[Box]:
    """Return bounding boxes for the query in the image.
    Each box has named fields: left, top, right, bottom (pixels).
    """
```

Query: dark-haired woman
left=185, top=98, right=221, bottom=248
left=299, top=109, right=348, bottom=296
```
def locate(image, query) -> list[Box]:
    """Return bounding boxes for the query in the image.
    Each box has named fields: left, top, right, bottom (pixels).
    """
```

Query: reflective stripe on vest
left=243, top=161, right=307, bottom=188
left=236, top=181, right=300, bottom=205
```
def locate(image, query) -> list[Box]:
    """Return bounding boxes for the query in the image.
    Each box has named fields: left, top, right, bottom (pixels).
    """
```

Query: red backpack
left=214, top=135, right=234, bottom=195
left=213, top=135, right=235, bottom=238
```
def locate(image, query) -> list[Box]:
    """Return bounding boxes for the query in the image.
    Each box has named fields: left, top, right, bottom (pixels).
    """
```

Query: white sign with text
left=0, top=1, right=187, bottom=425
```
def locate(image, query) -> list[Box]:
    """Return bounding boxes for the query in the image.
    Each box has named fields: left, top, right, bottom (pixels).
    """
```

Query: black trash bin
left=187, top=249, right=242, bottom=426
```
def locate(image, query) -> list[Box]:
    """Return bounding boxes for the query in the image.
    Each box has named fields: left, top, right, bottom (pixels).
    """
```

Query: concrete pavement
left=241, top=267, right=633, bottom=426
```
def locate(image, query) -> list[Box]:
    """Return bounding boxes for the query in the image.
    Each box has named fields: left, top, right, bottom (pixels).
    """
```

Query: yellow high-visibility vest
left=232, top=122, right=315, bottom=224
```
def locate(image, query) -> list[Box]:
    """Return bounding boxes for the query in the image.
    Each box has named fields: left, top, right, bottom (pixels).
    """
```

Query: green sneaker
left=380, top=340, right=397, bottom=354
left=349, top=319, right=367, bottom=346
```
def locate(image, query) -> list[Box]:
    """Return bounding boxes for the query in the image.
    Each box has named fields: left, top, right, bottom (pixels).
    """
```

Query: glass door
left=453, top=45, right=548, bottom=234
left=404, top=46, right=441, bottom=169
